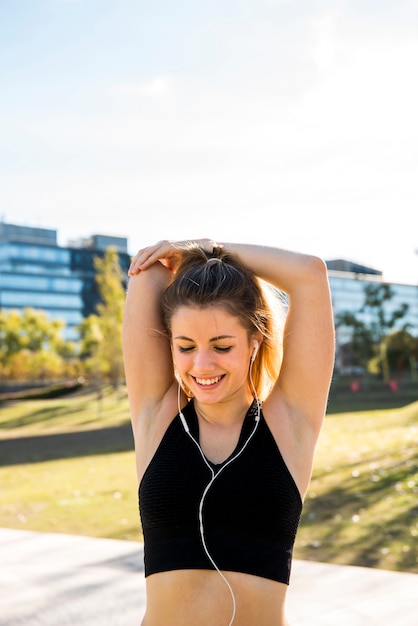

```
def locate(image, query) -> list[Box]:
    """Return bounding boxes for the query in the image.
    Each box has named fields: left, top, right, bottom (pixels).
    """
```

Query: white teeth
left=195, top=376, right=222, bottom=386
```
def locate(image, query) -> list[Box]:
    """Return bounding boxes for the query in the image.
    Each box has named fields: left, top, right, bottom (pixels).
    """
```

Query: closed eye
left=177, top=345, right=232, bottom=353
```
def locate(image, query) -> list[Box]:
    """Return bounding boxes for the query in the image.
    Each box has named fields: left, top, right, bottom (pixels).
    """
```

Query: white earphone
left=251, top=340, right=259, bottom=363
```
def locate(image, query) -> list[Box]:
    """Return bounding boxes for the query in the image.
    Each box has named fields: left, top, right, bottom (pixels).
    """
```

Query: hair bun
left=208, top=244, right=223, bottom=259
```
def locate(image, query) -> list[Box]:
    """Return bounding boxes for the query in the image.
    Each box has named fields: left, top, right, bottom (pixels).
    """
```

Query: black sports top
left=139, top=400, right=303, bottom=584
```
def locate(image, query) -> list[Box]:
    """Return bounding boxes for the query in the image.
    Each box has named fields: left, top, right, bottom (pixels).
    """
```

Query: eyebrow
left=173, top=335, right=236, bottom=342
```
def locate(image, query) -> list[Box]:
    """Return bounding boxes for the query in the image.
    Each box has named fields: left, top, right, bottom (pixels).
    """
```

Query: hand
left=128, top=238, right=218, bottom=276
left=128, top=240, right=180, bottom=276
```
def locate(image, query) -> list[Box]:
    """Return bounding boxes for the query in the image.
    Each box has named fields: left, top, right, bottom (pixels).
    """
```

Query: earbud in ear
left=251, top=340, right=259, bottom=363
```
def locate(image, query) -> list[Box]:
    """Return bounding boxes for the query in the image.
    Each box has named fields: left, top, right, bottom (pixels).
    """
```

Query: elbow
left=310, top=254, right=328, bottom=273
left=303, top=254, right=329, bottom=284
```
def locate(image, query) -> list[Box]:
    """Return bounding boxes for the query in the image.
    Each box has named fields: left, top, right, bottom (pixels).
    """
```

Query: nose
left=193, top=348, right=216, bottom=372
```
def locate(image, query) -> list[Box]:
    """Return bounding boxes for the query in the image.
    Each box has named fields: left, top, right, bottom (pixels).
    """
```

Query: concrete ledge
left=0, top=528, right=417, bottom=625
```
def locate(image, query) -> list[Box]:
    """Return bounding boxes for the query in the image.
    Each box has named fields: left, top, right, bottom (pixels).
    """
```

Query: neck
left=193, top=392, right=254, bottom=427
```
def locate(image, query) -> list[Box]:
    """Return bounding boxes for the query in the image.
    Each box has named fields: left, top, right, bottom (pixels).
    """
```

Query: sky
left=1, top=0, right=418, bottom=284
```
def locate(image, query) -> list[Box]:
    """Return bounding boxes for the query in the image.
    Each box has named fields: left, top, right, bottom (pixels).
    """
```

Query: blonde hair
left=161, top=242, right=286, bottom=401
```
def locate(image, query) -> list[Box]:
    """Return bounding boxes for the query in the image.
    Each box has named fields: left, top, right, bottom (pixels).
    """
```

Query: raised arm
left=217, top=242, right=335, bottom=435
left=123, top=240, right=214, bottom=428
left=122, top=261, right=175, bottom=427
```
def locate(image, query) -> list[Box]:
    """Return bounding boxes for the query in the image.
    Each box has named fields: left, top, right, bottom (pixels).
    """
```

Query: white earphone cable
left=177, top=355, right=260, bottom=625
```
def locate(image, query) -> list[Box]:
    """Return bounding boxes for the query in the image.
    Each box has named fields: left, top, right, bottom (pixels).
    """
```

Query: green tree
left=78, top=247, right=126, bottom=388
left=0, top=308, right=77, bottom=381
left=383, top=329, right=418, bottom=380
left=336, top=283, right=410, bottom=379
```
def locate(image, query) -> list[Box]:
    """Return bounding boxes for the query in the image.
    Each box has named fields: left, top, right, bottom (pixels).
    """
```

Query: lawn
left=0, top=386, right=139, bottom=541
left=295, top=400, right=418, bottom=573
left=0, top=384, right=417, bottom=574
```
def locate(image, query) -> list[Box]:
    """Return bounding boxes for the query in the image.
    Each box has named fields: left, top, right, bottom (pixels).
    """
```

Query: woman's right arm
left=123, top=238, right=229, bottom=427
left=122, top=261, right=175, bottom=428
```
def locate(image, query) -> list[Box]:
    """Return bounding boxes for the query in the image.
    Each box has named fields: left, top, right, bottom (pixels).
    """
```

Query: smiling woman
left=122, top=238, right=335, bottom=626
left=171, top=307, right=256, bottom=408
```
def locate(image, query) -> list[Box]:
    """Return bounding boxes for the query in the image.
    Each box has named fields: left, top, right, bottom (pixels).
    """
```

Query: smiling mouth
left=193, top=375, right=224, bottom=386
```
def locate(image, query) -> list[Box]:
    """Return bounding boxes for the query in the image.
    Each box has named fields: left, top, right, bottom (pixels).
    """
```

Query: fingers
left=128, top=238, right=218, bottom=276
left=128, top=245, right=157, bottom=276
left=128, top=240, right=174, bottom=276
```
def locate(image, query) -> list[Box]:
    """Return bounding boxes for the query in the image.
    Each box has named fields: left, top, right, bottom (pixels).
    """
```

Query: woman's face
left=171, top=305, right=253, bottom=405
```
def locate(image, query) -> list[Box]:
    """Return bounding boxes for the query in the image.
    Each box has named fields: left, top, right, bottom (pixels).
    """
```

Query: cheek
left=225, top=354, right=251, bottom=379
left=173, top=351, right=191, bottom=371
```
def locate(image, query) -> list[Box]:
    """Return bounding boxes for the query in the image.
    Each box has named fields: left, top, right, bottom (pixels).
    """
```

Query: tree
left=336, top=282, right=410, bottom=379
left=78, top=247, right=126, bottom=389
left=383, top=329, right=418, bottom=380
left=0, top=308, right=77, bottom=382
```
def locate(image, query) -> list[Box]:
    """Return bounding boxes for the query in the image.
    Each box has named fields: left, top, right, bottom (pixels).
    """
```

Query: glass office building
left=327, top=260, right=418, bottom=372
left=0, top=222, right=130, bottom=341
left=1, top=222, right=417, bottom=351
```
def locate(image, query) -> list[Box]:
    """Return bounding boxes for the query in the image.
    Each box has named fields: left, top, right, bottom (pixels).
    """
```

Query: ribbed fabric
left=139, top=400, right=303, bottom=584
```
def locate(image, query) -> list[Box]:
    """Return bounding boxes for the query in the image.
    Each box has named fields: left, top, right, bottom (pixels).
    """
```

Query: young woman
left=123, top=239, right=335, bottom=626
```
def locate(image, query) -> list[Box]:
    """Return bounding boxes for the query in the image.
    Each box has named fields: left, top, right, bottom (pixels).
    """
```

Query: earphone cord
left=177, top=359, right=260, bottom=626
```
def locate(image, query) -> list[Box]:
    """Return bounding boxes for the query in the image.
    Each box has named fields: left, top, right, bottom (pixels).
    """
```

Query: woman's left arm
left=219, top=242, right=335, bottom=436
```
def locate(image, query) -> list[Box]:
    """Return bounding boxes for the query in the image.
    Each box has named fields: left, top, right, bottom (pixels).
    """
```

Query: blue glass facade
left=1, top=222, right=416, bottom=351
left=0, top=223, right=130, bottom=341
left=328, top=270, right=418, bottom=372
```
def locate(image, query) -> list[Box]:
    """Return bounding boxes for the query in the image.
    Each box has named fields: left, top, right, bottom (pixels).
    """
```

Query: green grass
left=0, top=452, right=140, bottom=541
left=0, top=386, right=139, bottom=541
left=0, top=385, right=417, bottom=573
left=0, top=385, right=131, bottom=436
left=295, top=400, right=418, bottom=573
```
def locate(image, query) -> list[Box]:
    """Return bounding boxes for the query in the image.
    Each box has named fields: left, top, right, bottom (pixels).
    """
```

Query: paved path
left=1, top=528, right=417, bottom=625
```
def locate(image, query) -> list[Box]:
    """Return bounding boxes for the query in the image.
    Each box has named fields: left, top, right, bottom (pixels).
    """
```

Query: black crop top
left=139, top=400, right=303, bottom=584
